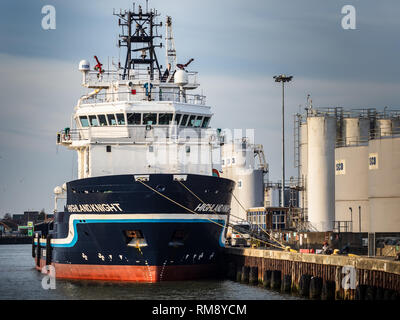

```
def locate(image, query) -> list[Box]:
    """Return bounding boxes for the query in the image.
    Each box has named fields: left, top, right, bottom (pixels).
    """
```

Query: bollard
left=241, top=266, right=250, bottom=284
left=281, top=274, right=291, bottom=293
left=270, top=270, right=281, bottom=291
left=321, top=281, right=335, bottom=300
left=249, top=266, right=258, bottom=285
left=263, top=270, right=272, bottom=288
left=355, top=285, right=367, bottom=300
left=299, top=274, right=311, bottom=297
left=309, top=276, right=323, bottom=300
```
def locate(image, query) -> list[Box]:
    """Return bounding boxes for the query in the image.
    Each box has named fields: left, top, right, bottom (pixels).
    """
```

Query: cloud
left=200, top=72, right=400, bottom=182
left=1, top=1, right=400, bottom=215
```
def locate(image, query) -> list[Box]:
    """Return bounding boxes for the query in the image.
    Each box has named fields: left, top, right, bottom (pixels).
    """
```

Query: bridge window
left=202, top=117, right=210, bottom=128
left=98, top=114, right=107, bottom=126
left=79, top=116, right=89, bottom=127
left=193, top=116, right=203, bottom=128
left=127, top=113, right=141, bottom=125
left=116, top=113, right=125, bottom=125
left=180, top=114, right=189, bottom=127
left=89, top=115, right=99, bottom=127
left=174, top=113, right=182, bottom=125
left=159, top=113, right=173, bottom=125
left=107, top=114, right=117, bottom=126
left=143, top=113, right=157, bottom=125
left=187, top=115, right=196, bottom=127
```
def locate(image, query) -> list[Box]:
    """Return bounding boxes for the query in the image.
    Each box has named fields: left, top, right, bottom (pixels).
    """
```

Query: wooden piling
left=223, top=247, right=400, bottom=300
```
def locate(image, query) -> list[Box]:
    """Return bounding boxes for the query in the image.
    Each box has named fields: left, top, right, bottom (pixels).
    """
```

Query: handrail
left=57, top=125, right=218, bottom=144
left=79, top=88, right=206, bottom=106
left=83, top=69, right=199, bottom=87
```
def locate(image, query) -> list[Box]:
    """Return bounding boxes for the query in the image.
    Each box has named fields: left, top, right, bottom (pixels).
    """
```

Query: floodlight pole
left=273, top=74, right=293, bottom=208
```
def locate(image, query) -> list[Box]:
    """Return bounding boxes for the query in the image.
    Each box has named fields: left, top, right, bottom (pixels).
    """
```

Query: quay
left=0, top=235, right=32, bottom=245
left=222, top=247, right=400, bottom=300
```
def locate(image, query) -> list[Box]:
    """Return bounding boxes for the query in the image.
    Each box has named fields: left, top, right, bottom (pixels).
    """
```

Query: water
left=0, top=245, right=301, bottom=300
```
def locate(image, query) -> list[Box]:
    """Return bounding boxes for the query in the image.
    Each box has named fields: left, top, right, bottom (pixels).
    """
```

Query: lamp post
left=273, top=74, right=293, bottom=208
left=349, top=207, right=353, bottom=232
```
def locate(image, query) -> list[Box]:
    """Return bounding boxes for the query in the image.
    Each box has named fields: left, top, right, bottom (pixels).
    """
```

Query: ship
left=32, top=3, right=235, bottom=282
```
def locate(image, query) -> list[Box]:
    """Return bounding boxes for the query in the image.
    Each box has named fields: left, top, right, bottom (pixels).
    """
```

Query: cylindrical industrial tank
left=307, top=116, right=336, bottom=231
left=368, top=137, right=400, bottom=232
left=391, top=117, right=400, bottom=135
left=220, top=140, right=265, bottom=223
left=299, top=122, right=308, bottom=215
left=335, top=145, right=369, bottom=232
left=343, top=118, right=370, bottom=146
left=376, top=119, right=392, bottom=137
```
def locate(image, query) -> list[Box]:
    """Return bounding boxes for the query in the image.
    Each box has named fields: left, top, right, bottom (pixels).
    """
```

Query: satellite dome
left=174, top=69, right=188, bottom=86
left=54, top=186, right=63, bottom=195
left=79, top=60, right=90, bottom=72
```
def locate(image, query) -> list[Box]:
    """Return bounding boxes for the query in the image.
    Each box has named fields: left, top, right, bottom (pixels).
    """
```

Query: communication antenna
left=114, top=4, right=163, bottom=80
left=306, top=94, right=313, bottom=115
left=165, top=15, right=177, bottom=82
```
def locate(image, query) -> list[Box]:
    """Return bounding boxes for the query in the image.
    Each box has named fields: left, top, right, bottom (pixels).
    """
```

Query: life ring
left=62, top=133, right=71, bottom=141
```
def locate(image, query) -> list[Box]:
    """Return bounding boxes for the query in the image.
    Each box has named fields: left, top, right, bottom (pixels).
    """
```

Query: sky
left=0, top=0, right=399, bottom=216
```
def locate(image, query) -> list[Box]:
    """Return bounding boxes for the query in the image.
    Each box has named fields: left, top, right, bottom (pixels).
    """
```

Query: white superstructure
left=57, top=11, right=222, bottom=180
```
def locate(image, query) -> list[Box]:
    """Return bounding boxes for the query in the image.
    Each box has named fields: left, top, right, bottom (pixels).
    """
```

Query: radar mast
left=114, top=2, right=163, bottom=80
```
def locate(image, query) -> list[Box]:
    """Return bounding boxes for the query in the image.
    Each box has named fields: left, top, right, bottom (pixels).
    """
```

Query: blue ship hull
left=34, top=173, right=234, bottom=282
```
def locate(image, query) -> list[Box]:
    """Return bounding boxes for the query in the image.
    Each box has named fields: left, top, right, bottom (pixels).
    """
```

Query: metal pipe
left=349, top=207, right=353, bottom=232
left=273, top=74, right=293, bottom=207
left=282, top=81, right=285, bottom=208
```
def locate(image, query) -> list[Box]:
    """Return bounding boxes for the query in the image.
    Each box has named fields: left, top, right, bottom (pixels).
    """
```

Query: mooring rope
left=176, top=178, right=287, bottom=250
left=137, top=179, right=286, bottom=250
left=229, top=191, right=289, bottom=250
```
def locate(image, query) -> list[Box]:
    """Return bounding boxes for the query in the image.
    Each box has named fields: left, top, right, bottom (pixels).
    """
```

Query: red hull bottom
left=35, top=258, right=218, bottom=282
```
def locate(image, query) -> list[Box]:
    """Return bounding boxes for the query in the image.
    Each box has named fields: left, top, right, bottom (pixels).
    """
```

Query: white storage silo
left=343, top=118, right=370, bottom=146
left=307, top=115, right=336, bottom=231
left=220, top=140, right=265, bottom=223
left=335, top=145, right=369, bottom=232
left=368, top=137, right=400, bottom=232
left=299, top=122, right=308, bottom=216
left=391, top=117, right=400, bottom=135
left=376, top=119, right=392, bottom=137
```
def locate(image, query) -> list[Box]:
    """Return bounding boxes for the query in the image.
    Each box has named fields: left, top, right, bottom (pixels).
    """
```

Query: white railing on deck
left=57, top=126, right=219, bottom=145
left=80, top=88, right=206, bottom=106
